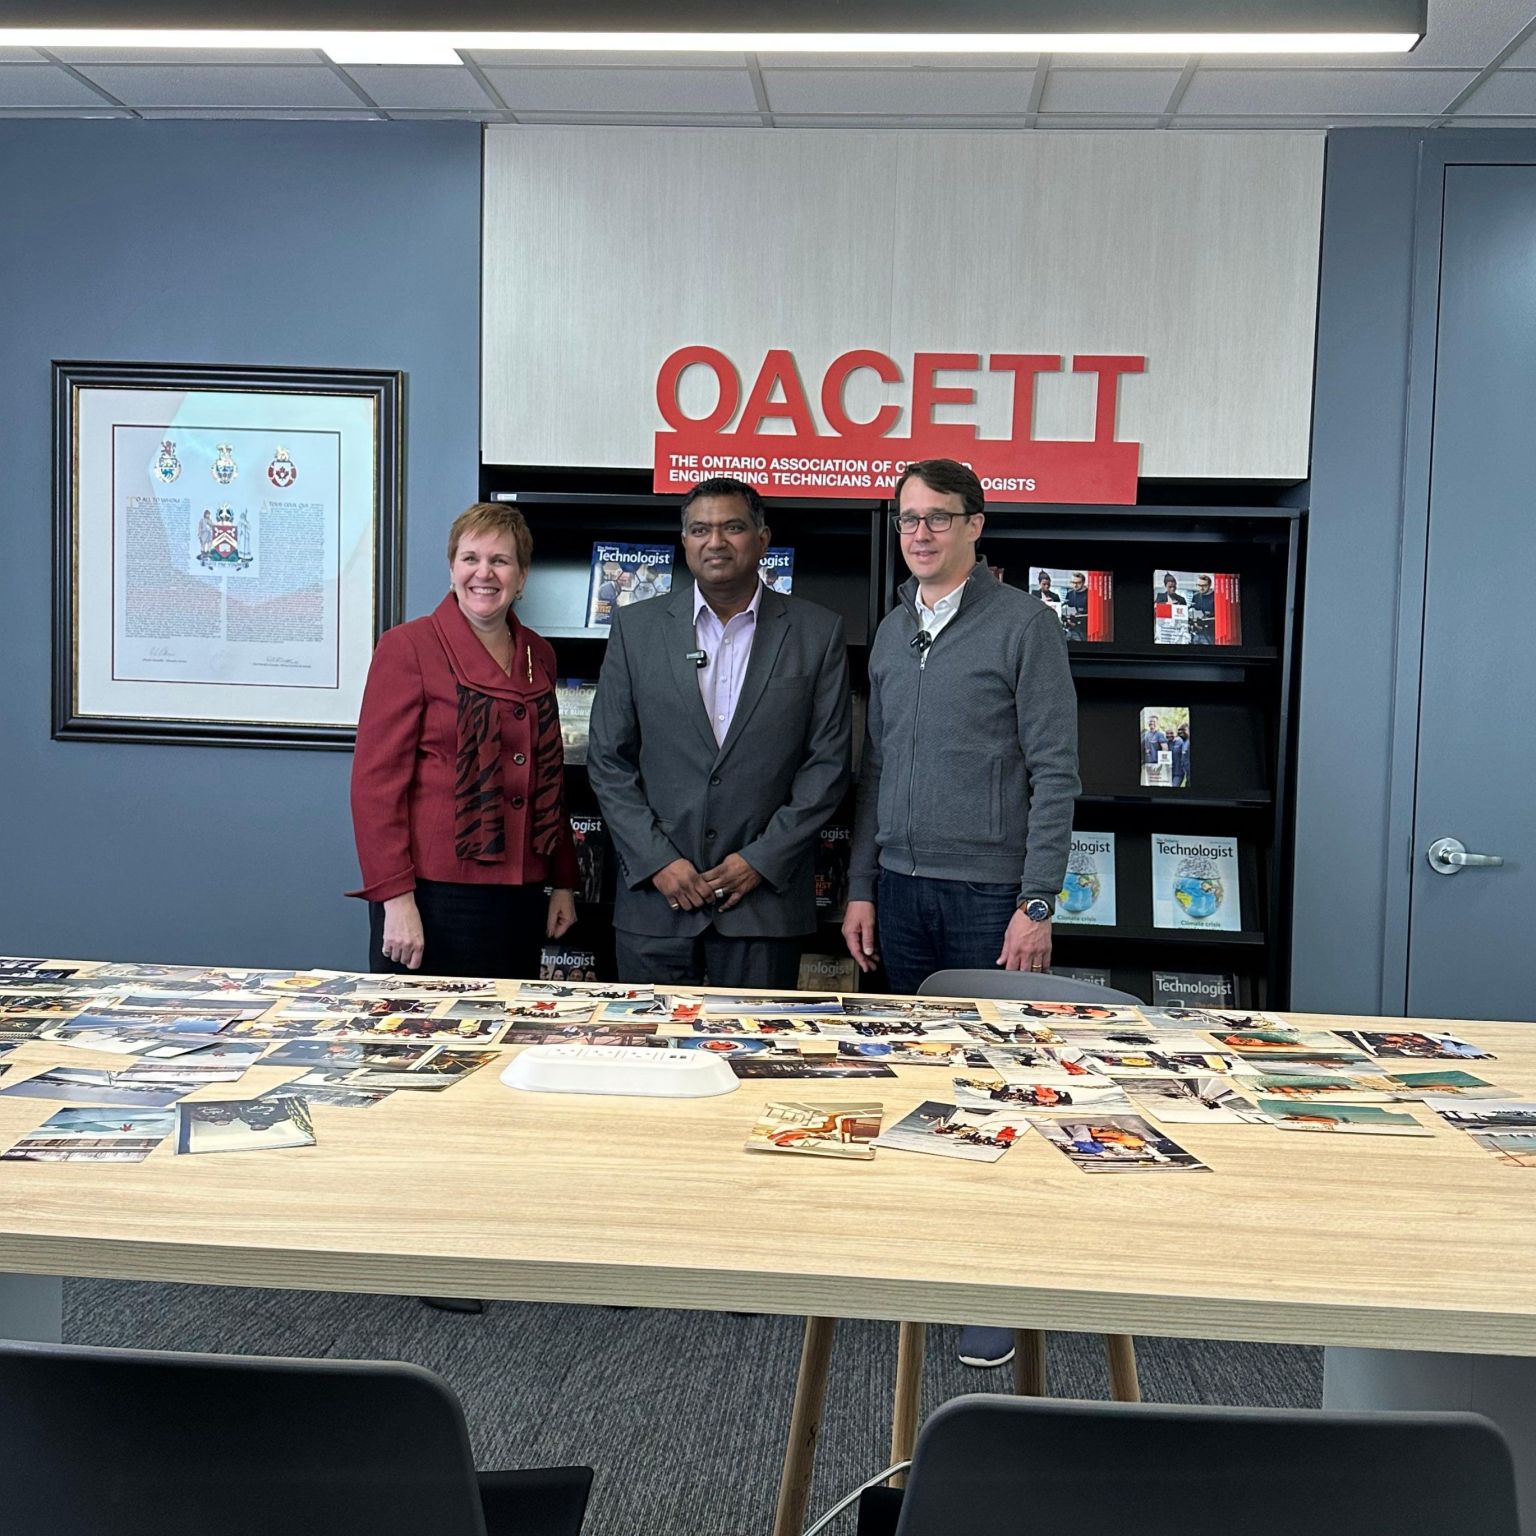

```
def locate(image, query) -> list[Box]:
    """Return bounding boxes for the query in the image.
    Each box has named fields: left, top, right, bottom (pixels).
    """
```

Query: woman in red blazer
left=348, top=503, right=579, bottom=979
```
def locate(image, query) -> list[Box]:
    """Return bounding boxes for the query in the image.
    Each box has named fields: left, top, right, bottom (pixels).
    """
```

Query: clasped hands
left=653, top=852, right=761, bottom=913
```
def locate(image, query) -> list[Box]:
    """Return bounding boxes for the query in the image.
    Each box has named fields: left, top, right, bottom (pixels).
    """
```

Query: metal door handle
left=1427, top=836, right=1505, bottom=875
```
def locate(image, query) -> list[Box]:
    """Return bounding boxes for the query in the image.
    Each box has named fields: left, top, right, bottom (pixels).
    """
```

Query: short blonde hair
left=447, top=502, right=533, bottom=568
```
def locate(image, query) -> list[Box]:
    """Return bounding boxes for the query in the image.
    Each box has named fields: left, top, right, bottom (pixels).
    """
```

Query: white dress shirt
left=694, top=581, right=763, bottom=745
left=917, top=580, right=965, bottom=641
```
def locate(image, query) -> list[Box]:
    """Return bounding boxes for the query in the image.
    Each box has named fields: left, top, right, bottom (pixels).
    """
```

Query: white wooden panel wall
left=483, top=126, right=1324, bottom=480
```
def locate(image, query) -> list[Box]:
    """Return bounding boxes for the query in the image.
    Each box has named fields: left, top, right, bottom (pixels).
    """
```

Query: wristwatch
left=1018, top=897, right=1054, bottom=923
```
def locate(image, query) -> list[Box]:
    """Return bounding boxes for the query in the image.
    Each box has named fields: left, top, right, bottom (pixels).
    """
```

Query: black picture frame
left=53, top=361, right=403, bottom=750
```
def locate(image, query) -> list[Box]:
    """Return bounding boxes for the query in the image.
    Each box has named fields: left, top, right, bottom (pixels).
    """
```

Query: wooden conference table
left=0, top=980, right=1532, bottom=1536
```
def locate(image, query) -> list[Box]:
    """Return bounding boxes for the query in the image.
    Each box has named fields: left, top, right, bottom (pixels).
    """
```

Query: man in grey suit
left=587, top=477, right=851, bottom=988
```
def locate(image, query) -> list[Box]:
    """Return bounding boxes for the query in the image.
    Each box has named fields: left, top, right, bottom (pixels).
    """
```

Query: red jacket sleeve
left=348, top=627, right=425, bottom=901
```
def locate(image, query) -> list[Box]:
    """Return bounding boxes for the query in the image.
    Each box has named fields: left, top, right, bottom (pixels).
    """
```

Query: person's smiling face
left=451, top=528, right=523, bottom=630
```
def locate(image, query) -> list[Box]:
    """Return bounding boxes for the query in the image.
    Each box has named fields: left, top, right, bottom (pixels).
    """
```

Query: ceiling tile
left=466, top=50, right=747, bottom=67
left=513, top=111, right=763, bottom=124
left=758, top=51, right=1039, bottom=67
left=1179, top=67, right=1474, bottom=113
left=481, top=64, right=756, bottom=113
left=131, top=106, right=381, bottom=119
left=0, top=63, right=115, bottom=106
left=1455, top=68, right=1536, bottom=110
left=772, top=113, right=1028, bottom=127
left=1041, top=68, right=1183, bottom=113
left=74, top=64, right=365, bottom=108
left=50, top=47, right=323, bottom=64
left=763, top=66, right=1032, bottom=114
left=0, top=47, right=46, bottom=61
left=1499, top=28, right=1536, bottom=64
left=1034, top=113, right=1165, bottom=127
left=340, top=65, right=495, bottom=109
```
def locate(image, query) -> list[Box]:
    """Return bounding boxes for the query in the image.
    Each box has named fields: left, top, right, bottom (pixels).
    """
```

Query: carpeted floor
left=64, top=1279, right=1320, bottom=1536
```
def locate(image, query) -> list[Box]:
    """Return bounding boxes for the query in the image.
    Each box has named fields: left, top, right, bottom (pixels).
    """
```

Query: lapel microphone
left=686, top=649, right=708, bottom=669
left=909, top=631, right=932, bottom=653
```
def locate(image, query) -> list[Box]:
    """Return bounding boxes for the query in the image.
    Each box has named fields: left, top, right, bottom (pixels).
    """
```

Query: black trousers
left=368, top=878, right=545, bottom=981
left=613, top=927, right=802, bottom=990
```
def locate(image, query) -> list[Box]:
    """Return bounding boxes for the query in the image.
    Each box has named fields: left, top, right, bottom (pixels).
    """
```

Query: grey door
left=1407, top=164, right=1536, bottom=1022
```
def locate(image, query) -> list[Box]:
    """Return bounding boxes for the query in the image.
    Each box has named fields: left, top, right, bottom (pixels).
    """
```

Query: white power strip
left=500, top=1042, right=740, bottom=1098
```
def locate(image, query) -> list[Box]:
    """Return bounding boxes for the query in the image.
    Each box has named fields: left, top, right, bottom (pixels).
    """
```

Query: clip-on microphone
left=686, top=649, right=709, bottom=669
left=909, top=631, right=933, bottom=653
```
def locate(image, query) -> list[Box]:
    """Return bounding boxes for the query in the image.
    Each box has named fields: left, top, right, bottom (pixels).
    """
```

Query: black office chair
left=0, top=1339, right=593, bottom=1536
left=863, top=1393, right=1521, bottom=1536
left=918, top=968, right=1145, bottom=1005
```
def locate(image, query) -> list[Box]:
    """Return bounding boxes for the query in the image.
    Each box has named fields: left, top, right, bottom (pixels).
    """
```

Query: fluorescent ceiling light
left=0, top=27, right=1422, bottom=61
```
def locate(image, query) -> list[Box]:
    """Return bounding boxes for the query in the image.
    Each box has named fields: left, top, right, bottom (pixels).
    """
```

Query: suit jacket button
left=511, top=795, right=525, bottom=809
left=709, top=775, right=722, bottom=786
left=513, top=704, right=526, bottom=719
left=705, top=829, right=717, bottom=840
left=513, top=752, right=526, bottom=765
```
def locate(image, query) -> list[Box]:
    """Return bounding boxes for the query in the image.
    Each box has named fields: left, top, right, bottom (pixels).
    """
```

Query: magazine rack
left=479, top=469, right=1301, bottom=1007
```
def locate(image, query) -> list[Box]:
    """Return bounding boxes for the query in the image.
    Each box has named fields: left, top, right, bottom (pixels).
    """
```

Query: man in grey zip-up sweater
left=843, top=458, right=1080, bottom=994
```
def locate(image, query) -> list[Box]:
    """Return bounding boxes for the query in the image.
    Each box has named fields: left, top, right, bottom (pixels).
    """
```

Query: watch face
left=1024, top=899, right=1052, bottom=922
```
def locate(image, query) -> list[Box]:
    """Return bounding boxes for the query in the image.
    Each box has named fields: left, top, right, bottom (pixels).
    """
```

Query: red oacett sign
left=652, top=347, right=1144, bottom=503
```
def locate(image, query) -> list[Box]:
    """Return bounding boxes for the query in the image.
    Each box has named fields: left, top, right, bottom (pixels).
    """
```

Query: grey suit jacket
left=586, top=583, right=851, bottom=939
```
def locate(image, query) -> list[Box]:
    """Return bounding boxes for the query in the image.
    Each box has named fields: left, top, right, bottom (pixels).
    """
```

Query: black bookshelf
left=480, top=468, right=1302, bottom=1007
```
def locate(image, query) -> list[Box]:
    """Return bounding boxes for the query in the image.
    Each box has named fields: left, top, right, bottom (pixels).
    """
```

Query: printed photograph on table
left=1423, top=1099, right=1536, bottom=1134
left=759, top=546, right=794, bottom=593
left=1139, top=706, right=1191, bottom=789
left=990, top=1000, right=1143, bottom=1026
left=1385, top=1070, right=1504, bottom=1098
left=1130, top=1076, right=1268, bottom=1124
left=257, top=1082, right=388, bottom=1109
left=728, top=1057, right=895, bottom=1080
left=2, top=1108, right=176, bottom=1163
left=176, top=1095, right=316, bottom=1153
left=53, top=362, right=402, bottom=747
left=1030, top=1113, right=1209, bottom=1173
left=585, top=541, right=673, bottom=627
left=1151, top=834, right=1242, bottom=931
left=1336, top=1030, right=1494, bottom=1061
left=1152, top=570, right=1242, bottom=646
left=1259, top=1100, right=1433, bottom=1136
left=554, top=680, right=597, bottom=766
left=0, top=1067, right=183, bottom=1109
left=1471, top=1134, right=1536, bottom=1168
left=1242, top=1072, right=1400, bottom=1102
left=744, top=1099, right=882, bottom=1159
left=873, top=1101, right=1030, bottom=1162
left=1057, top=832, right=1116, bottom=927
left=834, top=998, right=981, bottom=1024
left=1211, top=1027, right=1360, bottom=1059
left=952, top=1077, right=1132, bottom=1113
left=837, top=1040, right=957, bottom=1067
left=702, top=993, right=843, bottom=1016
left=1028, top=567, right=1114, bottom=642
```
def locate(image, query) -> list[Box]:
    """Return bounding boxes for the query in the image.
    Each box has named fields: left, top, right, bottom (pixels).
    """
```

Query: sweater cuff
left=346, top=866, right=416, bottom=903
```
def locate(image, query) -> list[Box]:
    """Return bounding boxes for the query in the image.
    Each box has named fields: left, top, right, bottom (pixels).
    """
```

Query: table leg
left=1013, top=1329, right=1047, bottom=1395
left=888, top=1320, right=926, bottom=1486
left=772, top=1316, right=837, bottom=1536
left=1104, top=1334, right=1141, bottom=1402
left=0, top=1276, right=62, bottom=1343
left=1324, top=1347, right=1536, bottom=1536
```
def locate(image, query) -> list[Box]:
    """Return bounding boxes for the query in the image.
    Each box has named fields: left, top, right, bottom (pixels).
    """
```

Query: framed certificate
left=53, top=362, right=403, bottom=748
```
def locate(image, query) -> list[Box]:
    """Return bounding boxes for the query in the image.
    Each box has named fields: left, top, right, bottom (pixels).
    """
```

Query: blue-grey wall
left=0, top=120, right=482, bottom=971
left=1291, top=129, right=1423, bottom=1013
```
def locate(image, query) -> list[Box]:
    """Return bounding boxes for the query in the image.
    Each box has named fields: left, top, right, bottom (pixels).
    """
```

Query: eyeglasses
left=892, top=511, right=972, bottom=533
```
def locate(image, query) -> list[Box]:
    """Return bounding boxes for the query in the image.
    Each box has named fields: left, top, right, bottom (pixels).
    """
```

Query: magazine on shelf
left=1152, top=570, right=1242, bottom=646
left=759, top=547, right=794, bottom=594
left=539, top=947, right=599, bottom=983
left=814, top=824, right=852, bottom=920
left=1151, top=971, right=1237, bottom=1008
left=570, top=815, right=606, bottom=906
left=1150, top=833, right=1242, bottom=932
left=798, top=952, right=859, bottom=993
left=1028, top=567, right=1114, bottom=643
left=1139, top=706, right=1191, bottom=789
left=586, top=542, right=673, bottom=628
left=1056, top=832, right=1116, bottom=928
left=554, top=679, right=597, bottom=766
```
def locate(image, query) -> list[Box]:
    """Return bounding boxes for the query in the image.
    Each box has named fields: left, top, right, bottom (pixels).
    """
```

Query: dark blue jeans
left=876, top=869, right=1019, bottom=995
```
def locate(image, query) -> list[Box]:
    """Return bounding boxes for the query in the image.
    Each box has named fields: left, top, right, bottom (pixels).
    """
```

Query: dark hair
left=893, top=458, right=984, bottom=519
left=680, top=477, right=767, bottom=531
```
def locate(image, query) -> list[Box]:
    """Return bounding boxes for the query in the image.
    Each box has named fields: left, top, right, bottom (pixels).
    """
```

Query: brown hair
left=447, top=502, right=532, bottom=568
left=892, top=458, right=984, bottom=519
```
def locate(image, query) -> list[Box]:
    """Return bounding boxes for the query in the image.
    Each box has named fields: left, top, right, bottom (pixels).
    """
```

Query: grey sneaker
left=957, top=1325, right=1015, bottom=1368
